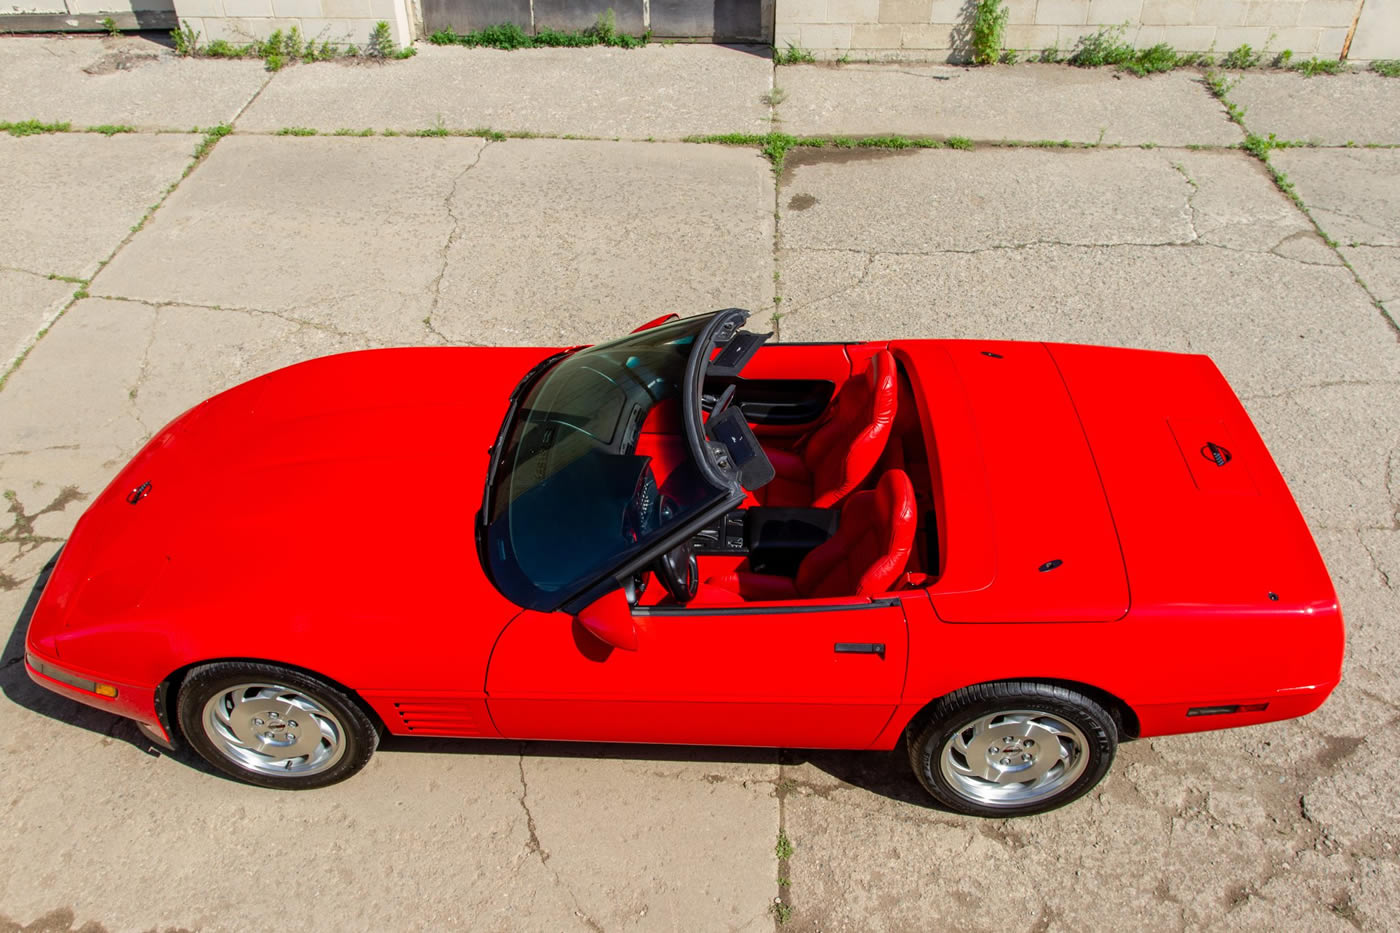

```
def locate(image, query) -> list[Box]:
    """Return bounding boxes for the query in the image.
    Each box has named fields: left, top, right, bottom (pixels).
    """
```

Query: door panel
left=485, top=600, right=909, bottom=748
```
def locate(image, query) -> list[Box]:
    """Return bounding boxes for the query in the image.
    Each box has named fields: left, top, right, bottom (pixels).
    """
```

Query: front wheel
left=907, top=682, right=1117, bottom=817
left=177, top=662, right=378, bottom=790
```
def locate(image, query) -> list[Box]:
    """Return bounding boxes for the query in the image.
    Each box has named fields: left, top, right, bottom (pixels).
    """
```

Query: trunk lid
left=1047, top=343, right=1337, bottom=615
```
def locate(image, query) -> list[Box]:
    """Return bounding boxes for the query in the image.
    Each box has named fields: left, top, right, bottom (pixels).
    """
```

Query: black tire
left=907, top=681, right=1117, bottom=818
left=177, top=662, right=378, bottom=790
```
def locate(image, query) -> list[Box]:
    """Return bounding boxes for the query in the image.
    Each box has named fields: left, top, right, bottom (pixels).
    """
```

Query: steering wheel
left=654, top=540, right=698, bottom=604
left=709, top=384, right=737, bottom=418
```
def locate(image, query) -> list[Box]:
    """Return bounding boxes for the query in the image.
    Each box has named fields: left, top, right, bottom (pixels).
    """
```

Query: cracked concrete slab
left=432, top=138, right=775, bottom=344
left=774, top=148, right=1397, bottom=398
left=0, top=133, right=199, bottom=281
left=93, top=136, right=775, bottom=346
left=777, top=723, right=1346, bottom=932
left=0, top=272, right=73, bottom=372
left=1230, top=72, right=1400, bottom=145
left=776, top=63, right=1242, bottom=146
left=0, top=36, right=270, bottom=131
left=235, top=44, right=774, bottom=139
left=1272, top=147, right=1400, bottom=318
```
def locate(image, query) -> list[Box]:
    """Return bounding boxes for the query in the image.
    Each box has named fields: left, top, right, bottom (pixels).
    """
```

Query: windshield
left=484, top=313, right=733, bottom=611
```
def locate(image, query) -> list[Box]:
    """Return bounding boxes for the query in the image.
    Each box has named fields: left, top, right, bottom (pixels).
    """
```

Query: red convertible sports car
left=25, top=309, right=1343, bottom=816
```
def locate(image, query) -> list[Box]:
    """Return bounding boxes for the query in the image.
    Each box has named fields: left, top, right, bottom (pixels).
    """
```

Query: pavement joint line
left=226, top=68, right=277, bottom=132
left=1206, top=72, right=1400, bottom=339
left=6, top=122, right=1400, bottom=152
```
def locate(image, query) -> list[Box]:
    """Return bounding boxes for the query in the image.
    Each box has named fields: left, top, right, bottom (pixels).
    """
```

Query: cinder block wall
left=775, top=0, right=1397, bottom=63
left=175, top=0, right=416, bottom=48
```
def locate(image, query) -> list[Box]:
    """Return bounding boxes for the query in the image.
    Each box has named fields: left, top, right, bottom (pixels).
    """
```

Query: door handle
left=834, top=642, right=885, bottom=658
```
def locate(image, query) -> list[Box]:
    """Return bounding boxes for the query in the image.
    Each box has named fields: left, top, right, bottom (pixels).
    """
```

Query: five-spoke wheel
left=908, top=682, right=1117, bottom=817
left=178, top=662, right=377, bottom=789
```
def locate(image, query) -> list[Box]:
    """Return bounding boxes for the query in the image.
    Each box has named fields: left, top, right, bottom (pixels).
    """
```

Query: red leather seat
left=759, top=350, right=898, bottom=508
left=705, top=470, right=918, bottom=602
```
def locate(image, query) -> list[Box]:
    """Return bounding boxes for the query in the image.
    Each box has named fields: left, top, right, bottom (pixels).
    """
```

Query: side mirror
left=575, top=589, right=639, bottom=651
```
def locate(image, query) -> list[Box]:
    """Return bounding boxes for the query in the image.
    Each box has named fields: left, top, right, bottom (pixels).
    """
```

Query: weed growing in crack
left=171, top=18, right=413, bottom=71
left=1293, top=57, right=1345, bottom=77
left=276, top=126, right=318, bottom=136
left=775, top=43, right=815, bottom=65
left=1373, top=60, right=1400, bottom=78
left=775, top=829, right=794, bottom=860
left=0, top=120, right=71, bottom=137
left=1221, top=43, right=1264, bottom=69
left=87, top=124, right=137, bottom=135
left=429, top=10, right=649, bottom=50
left=1203, top=70, right=1247, bottom=127
left=186, top=124, right=232, bottom=175
left=333, top=128, right=376, bottom=136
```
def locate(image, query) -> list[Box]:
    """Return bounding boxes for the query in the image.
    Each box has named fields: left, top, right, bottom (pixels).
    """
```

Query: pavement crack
left=1238, top=379, right=1400, bottom=402
left=516, top=750, right=548, bottom=865
left=126, top=305, right=159, bottom=439
left=90, top=293, right=371, bottom=341
left=515, top=749, right=604, bottom=933
left=1171, top=160, right=1202, bottom=242
left=424, top=140, right=492, bottom=344
left=784, top=250, right=877, bottom=316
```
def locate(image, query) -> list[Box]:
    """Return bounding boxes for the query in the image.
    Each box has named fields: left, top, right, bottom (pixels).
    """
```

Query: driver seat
left=757, top=350, right=898, bottom=508
left=705, top=470, right=917, bottom=602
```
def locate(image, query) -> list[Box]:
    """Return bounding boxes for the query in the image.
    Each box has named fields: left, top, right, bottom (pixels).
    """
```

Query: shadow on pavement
left=4, top=554, right=938, bottom=807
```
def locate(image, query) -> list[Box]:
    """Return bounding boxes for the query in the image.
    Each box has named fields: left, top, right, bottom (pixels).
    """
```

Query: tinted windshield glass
left=485, top=314, right=729, bottom=610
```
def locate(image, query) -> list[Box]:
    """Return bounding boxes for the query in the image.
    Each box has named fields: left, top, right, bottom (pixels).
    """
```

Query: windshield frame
left=477, top=309, right=751, bottom=613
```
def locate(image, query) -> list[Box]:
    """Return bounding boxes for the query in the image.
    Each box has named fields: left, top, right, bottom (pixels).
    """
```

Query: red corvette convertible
left=25, top=309, right=1343, bottom=816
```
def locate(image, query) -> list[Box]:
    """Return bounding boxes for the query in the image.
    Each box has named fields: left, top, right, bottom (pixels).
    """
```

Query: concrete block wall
left=775, top=0, right=1399, bottom=63
left=174, top=0, right=416, bottom=47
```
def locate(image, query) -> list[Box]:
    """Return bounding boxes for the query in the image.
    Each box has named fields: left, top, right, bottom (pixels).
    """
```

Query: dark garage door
left=420, top=0, right=768, bottom=43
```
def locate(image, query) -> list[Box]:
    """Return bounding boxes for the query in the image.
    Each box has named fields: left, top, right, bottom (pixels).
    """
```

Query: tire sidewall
left=910, top=683, right=1117, bottom=818
left=177, top=662, right=377, bottom=790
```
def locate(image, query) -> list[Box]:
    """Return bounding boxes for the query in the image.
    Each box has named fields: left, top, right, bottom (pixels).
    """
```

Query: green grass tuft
left=1293, top=57, right=1344, bottom=77
left=1, top=119, right=71, bottom=137
left=429, top=10, right=648, bottom=50
left=775, top=43, right=815, bottom=64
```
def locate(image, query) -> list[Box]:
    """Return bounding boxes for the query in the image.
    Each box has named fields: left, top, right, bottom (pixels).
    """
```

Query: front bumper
left=24, top=653, right=169, bottom=742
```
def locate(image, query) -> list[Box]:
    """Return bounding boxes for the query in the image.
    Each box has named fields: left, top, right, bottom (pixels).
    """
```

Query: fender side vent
left=393, top=701, right=480, bottom=734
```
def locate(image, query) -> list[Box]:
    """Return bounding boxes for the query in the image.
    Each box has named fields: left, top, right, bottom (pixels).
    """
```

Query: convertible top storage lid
left=895, top=341, right=1130, bottom=624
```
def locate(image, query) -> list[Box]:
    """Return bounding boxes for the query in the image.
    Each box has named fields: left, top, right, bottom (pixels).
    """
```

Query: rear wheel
left=177, top=662, right=377, bottom=789
left=907, top=682, right=1117, bottom=817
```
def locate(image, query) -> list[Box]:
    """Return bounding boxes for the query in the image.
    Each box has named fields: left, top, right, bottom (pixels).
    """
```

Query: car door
left=484, top=596, right=910, bottom=749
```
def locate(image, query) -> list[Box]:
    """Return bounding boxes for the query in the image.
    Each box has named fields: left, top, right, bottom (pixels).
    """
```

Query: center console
left=692, top=506, right=839, bottom=576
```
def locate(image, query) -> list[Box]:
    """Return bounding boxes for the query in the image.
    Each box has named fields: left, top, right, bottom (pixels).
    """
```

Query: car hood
left=32, top=347, right=554, bottom=685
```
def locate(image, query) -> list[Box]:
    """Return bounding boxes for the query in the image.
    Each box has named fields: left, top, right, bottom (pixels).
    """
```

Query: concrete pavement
left=2, top=37, right=1399, bottom=932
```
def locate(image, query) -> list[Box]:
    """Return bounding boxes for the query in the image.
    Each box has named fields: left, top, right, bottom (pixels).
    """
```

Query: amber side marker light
left=1187, top=703, right=1269, bottom=717
left=26, top=653, right=119, bottom=699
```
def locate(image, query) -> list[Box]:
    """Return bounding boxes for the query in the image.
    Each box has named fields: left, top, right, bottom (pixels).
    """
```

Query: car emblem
left=1199, top=442, right=1232, bottom=467
left=127, top=480, right=152, bottom=504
